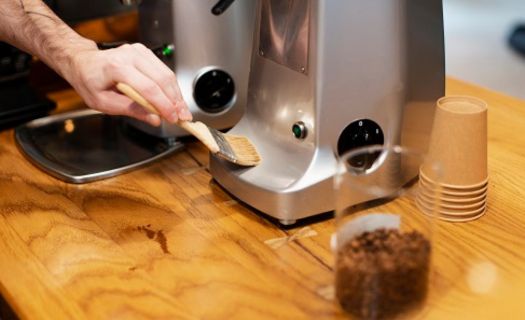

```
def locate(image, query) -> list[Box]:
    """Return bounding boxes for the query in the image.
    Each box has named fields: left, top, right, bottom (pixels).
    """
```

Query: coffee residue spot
left=155, top=230, right=169, bottom=254
left=129, top=266, right=137, bottom=271
left=138, top=226, right=155, bottom=239
left=137, top=225, right=170, bottom=254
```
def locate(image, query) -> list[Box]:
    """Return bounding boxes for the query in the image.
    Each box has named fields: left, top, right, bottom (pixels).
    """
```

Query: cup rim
left=428, top=210, right=487, bottom=223
left=416, top=196, right=486, bottom=216
left=419, top=176, right=488, bottom=196
left=432, top=210, right=486, bottom=222
left=419, top=169, right=489, bottom=190
left=418, top=181, right=488, bottom=202
left=417, top=191, right=486, bottom=210
left=437, top=95, right=488, bottom=115
left=417, top=192, right=486, bottom=210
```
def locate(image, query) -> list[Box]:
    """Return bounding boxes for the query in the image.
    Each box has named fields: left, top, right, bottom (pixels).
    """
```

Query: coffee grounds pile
left=336, top=228, right=431, bottom=319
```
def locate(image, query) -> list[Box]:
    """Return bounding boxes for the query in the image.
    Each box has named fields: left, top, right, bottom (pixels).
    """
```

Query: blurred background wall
left=444, top=0, right=525, bottom=99
left=40, top=0, right=525, bottom=100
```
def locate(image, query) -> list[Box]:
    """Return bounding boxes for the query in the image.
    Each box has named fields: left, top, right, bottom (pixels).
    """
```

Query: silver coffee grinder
left=211, top=0, right=446, bottom=225
left=130, top=0, right=256, bottom=137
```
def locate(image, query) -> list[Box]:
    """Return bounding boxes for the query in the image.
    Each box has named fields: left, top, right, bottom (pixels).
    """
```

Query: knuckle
left=131, top=42, right=146, bottom=49
left=87, top=97, right=102, bottom=110
left=125, top=44, right=138, bottom=55
left=84, top=97, right=96, bottom=109
left=117, top=44, right=133, bottom=54
left=142, top=83, right=160, bottom=97
left=103, top=60, right=122, bottom=74
left=93, top=96, right=107, bottom=109
left=131, top=42, right=147, bottom=50
left=79, top=72, right=93, bottom=85
left=159, top=73, right=174, bottom=88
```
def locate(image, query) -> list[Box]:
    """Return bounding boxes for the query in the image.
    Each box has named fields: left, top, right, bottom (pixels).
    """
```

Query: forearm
left=0, top=0, right=191, bottom=125
left=0, top=0, right=97, bottom=82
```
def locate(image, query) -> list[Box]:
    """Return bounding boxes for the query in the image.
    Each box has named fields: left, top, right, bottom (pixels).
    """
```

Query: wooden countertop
left=0, top=78, right=524, bottom=319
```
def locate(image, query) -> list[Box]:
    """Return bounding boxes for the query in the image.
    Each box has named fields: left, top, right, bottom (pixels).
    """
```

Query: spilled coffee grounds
left=336, top=228, right=431, bottom=319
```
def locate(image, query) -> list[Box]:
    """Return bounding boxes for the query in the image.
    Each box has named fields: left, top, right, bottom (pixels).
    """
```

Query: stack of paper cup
left=417, top=96, right=488, bottom=222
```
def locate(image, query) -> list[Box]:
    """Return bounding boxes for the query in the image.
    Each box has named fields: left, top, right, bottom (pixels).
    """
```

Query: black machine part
left=0, top=43, right=55, bottom=130
left=509, top=24, right=525, bottom=57
left=212, top=0, right=236, bottom=15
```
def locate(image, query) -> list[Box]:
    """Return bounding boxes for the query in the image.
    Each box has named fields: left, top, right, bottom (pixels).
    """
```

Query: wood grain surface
left=0, top=78, right=524, bottom=319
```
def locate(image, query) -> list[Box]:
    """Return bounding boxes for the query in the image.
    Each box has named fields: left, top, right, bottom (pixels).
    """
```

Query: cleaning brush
left=116, top=82, right=261, bottom=167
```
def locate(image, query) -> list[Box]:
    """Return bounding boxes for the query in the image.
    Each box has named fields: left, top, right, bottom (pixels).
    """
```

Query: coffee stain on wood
left=137, top=226, right=170, bottom=254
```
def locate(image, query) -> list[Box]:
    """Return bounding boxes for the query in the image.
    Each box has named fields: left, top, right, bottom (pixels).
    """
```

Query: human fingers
left=129, top=44, right=179, bottom=102
left=129, top=43, right=192, bottom=121
left=94, top=91, right=161, bottom=126
left=106, top=64, right=179, bottom=123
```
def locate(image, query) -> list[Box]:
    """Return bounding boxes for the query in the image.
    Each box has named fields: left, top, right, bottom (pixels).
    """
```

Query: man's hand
left=0, top=0, right=192, bottom=127
left=67, top=43, right=192, bottom=127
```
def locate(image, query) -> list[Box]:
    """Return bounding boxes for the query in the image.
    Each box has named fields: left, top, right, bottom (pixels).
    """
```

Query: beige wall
left=444, top=0, right=525, bottom=99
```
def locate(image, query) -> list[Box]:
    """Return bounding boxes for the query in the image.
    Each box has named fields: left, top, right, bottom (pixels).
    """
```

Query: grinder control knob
left=193, top=69, right=235, bottom=113
left=337, top=119, right=384, bottom=169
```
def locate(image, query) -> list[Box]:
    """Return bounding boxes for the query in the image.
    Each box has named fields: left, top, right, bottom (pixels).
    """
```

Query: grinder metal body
left=130, top=0, right=256, bottom=137
left=210, top=0, right=445, bottom=225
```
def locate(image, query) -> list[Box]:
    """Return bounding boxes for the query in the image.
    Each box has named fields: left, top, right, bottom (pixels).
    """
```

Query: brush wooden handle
left=116, top=82, right=158, bottom=115
left=115, top=82, right=195, bottom=131
left=115, top=82, right=220, bottom=153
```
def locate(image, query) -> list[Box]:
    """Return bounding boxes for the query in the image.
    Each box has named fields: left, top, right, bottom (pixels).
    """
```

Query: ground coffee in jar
left=336, top=228, right=431, bottom=319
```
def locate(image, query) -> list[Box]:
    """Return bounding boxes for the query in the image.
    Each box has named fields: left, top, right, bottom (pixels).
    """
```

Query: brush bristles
left=223, top=134, right=262, bottom=166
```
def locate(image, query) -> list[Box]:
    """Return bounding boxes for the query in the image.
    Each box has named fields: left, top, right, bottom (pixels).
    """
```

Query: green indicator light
left=293, top=125, right=301, bottom=138
left=292, top=122, right=307, bottom=139
left=162, top=45, right=174, bottom=57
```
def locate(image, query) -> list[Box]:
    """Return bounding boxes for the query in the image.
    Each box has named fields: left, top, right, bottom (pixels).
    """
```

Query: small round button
left=292, top=121, right=307, bottom=139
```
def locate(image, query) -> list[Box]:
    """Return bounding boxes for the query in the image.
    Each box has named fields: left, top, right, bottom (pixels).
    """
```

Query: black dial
left=337, top=119, right=384, bottom=170
left=193, top=69, right=235, bottom=113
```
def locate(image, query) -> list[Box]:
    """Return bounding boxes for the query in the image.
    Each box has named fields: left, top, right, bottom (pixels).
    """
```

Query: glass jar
left=334, top=145, right=441, bottom=319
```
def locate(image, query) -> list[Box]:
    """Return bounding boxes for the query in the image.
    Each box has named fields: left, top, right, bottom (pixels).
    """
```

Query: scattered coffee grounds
left=336, top=228, right=431, bottom=319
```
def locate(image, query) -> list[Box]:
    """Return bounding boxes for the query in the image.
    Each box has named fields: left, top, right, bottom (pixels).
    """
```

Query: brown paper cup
left=421, top=96, right=488, bottom=186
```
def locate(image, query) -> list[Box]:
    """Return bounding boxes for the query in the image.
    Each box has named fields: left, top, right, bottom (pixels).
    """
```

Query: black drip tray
left=15, top=109, right=183, bottom=183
